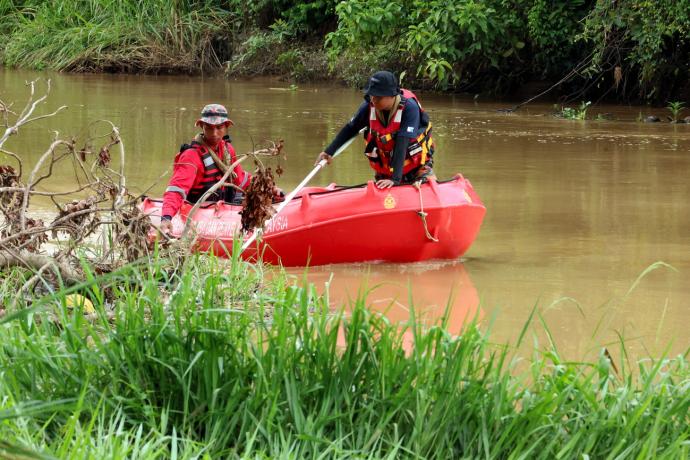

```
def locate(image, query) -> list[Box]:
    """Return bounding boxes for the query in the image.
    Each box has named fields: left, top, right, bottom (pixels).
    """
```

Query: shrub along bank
left=1, top=1, right=690, bottom=102
left=0, top=252, right=688, bottom=458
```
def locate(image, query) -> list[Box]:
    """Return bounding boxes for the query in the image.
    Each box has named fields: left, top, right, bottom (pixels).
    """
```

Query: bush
left=326, top=0, right=583, bottom=92
left=581, top=0, right=690, bottom=101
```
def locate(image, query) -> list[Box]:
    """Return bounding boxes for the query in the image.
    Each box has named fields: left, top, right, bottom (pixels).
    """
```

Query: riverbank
left=2, top=1, right=690, bottom=103
left=1, top=253, right=688, bottom=459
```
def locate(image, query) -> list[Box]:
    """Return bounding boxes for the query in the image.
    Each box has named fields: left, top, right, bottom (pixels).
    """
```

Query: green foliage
left=227, top=28, right=328, bottom=80
left=666, top=101, right=686, bottom=122
left=324, top=0, right=408, bottom=83
left=581, top=0, right=690, bottom=101
left=325, top=0, right=404, bottom=62
left=280, top=0, right=339, bottom=36
left=558, top=101, right=591, bottom=120
left=0, top=0, right=336, bottom=74
left=405, top=0, right=522, bottom=88
left=276, top=49, right=307, bottom=79
left=526, top=0, right=588, bottom=76
left=230, top=0, right=338, bottom=36
left=226, top=31, right=284, bottom=75
left=2, top=0, right=690, bottom=101
left=326, top=0, right=564, bottom=91
left=324, top=0, right=690, bottom=100
left=328, top=44, right=402, bottom=88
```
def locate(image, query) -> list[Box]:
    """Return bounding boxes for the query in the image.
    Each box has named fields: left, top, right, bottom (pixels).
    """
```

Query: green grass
left=0, top=0, right=234, bottom=72
left=0, top=250, right=688, bottom=459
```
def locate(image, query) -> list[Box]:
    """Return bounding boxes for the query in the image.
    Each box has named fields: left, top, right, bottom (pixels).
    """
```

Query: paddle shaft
left=240, top=128, right=366, bottom=253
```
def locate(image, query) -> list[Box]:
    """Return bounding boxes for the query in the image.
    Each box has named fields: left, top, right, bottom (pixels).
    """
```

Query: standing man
left=316, top=71, right=435, bottom=188
left=160, top=103, right=252, bottom=234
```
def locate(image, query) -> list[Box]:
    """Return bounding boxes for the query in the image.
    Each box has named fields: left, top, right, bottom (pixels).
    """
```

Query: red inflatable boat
left=141, top=174, right=485, bottom=266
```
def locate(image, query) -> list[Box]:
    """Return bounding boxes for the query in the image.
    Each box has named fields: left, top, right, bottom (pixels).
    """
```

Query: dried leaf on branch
left=116, top=203, right=153, bottom=261
left=0, top=165, right=20, bottom=188
left=97, top=135, right=119, bottom=167
left=52, top=197, right=99, bottom=238
left=0, top=165, right=21, bottom=209
left=240, top=166, right=277, bottom=232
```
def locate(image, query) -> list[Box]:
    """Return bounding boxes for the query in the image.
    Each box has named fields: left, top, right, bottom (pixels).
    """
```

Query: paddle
left=240, top=127, right=366, bottom=253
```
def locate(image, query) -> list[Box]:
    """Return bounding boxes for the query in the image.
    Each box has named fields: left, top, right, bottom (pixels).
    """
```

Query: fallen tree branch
left=0, top=250, right=83, bottom=285
left=0, top=81, right=158, bottom=302
left=0, top=82, right=287, bottom=303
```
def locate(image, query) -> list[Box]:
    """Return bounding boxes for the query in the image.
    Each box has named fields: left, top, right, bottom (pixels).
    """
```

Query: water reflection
left=293, top=261, right=480, bottom=351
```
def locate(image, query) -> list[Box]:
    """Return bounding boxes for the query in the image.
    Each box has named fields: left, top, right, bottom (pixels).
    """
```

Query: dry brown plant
left=241, top=166, right=278, bottom=232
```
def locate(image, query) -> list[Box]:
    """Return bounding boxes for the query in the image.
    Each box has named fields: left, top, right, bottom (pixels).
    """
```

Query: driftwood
left=0, top=79, right=150, bottom=298
left=0, top=250, right=83, bottom=284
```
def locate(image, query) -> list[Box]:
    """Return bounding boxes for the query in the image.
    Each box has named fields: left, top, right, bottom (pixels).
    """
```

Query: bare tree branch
left=0, top=149, right=22, bottom=176
left=20, top=139, right=73, bottom=230
left=0, top=250, right=83, bottom=284
left=0, top=182, right=99, bottom=196
left=0, top=79, right=66, bottom=150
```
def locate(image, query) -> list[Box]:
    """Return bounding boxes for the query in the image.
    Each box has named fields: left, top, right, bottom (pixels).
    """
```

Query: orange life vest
left=364, top=89, right=434, bottom=178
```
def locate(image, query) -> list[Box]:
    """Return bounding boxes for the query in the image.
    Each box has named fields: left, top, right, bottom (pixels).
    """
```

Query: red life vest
left=176, top=138, right=243, bottom=203
left=364, top=88, right=434, bottom=178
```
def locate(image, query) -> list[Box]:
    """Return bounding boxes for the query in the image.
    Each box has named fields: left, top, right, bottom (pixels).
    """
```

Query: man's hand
left=314, top=151, right=333, bottom=166
left=273, top=186, right=285, bottom=202
left=160, top=218, right=173, bottom=236
left=375, top=179, right=396, bottom=189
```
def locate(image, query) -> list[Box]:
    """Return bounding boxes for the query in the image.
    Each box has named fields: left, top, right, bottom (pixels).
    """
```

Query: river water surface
left=2, top=68, right=688, bottom=359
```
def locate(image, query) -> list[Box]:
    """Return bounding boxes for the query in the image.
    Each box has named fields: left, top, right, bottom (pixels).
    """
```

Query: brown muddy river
left=2, top=68, right=688, bottom=359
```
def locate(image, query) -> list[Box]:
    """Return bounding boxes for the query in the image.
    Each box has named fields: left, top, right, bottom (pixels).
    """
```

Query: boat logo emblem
left=384, top=194, right=396, bottom=209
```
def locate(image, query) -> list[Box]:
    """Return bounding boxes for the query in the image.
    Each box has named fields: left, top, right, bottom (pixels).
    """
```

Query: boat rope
left=413, top=180, right=439, bottom=242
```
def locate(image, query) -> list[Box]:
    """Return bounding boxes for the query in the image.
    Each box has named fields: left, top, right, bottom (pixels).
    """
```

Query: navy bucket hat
left=364, top=71, right=400, bottom=97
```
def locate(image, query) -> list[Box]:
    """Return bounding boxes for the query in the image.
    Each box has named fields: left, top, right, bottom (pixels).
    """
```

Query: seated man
left=160, top=103, right=254, bottom=235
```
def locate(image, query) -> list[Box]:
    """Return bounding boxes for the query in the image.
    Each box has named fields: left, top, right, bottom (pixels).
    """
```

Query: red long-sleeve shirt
left=162, top=140, right=251, bottom=218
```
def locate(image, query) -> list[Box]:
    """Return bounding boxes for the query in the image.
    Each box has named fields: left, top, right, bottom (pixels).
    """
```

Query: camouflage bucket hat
left=197, top=103, right=232, bottom=126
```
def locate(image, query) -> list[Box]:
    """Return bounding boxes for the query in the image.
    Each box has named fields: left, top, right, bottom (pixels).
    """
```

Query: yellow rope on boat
left=413, top=180, right=439, bottom=242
